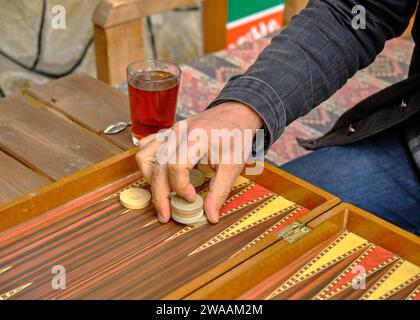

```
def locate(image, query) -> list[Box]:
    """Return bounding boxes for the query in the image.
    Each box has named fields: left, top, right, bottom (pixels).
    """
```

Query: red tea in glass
left=127, top=60, right=181, bottom=145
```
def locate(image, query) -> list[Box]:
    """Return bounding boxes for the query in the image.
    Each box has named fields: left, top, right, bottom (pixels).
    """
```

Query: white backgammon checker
left=170, top=194, right=207, bottom=225
left=120, top=188, right=151, bottom=210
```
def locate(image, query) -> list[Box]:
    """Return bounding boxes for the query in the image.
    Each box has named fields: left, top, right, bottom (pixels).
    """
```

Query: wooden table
left=0, top=73, right=133, bottom=206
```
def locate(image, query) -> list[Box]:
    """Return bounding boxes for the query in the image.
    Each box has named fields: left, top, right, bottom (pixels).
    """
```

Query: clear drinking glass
left=127, top=60, right=182, bottom=145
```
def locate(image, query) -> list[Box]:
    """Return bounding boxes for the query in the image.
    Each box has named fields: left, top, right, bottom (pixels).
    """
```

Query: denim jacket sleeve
left=208, top=0, right=416, bottom=152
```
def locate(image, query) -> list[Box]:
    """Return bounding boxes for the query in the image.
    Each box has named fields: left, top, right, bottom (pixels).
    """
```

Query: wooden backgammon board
left=239, top=229, right=420, bottom=300
left=0, top=149, right=337, bottom=300
left=188, top=204, right=420, bottom=300
left=0, top=149, right=418, bottom=300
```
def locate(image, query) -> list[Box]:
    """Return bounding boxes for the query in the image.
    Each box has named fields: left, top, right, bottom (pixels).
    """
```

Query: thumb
left=204, top=164, right=243, bottom=224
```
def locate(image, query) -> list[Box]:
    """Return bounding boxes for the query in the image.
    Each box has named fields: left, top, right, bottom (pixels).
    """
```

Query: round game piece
left=171, top=194, right=203, bottom=216
left=190, top=168, right=205, bottom=187
left=171, top=194, right=205, bottom=225
left=172, top=210, right=207, bottom=225
left=197, top=163, right=215, bottom=178
left=120, top=188, right=151, bottom=210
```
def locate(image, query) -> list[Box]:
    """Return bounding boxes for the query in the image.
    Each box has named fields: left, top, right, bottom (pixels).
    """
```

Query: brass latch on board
left=276, top=221, right=312, bottom=244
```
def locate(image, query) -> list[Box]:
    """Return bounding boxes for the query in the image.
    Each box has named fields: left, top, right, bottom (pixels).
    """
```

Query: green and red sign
left=226, top=0, right=285, bottom=48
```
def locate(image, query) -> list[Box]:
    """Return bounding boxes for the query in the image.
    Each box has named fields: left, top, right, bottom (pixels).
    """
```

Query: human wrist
left=213, top=101, right=264, bottom=130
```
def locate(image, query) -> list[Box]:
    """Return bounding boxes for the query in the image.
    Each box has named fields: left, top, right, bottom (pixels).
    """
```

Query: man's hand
left=135, top=102, right=264, bottom=224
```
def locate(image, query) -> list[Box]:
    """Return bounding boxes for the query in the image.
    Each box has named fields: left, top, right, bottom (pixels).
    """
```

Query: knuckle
left=135, top=151, right=144, bottom=163
left=152, top=200, right=162, bottom=213
left=167, top=163, right=185, bottom=176
left=151, top=163, right=165, bottom=177
left=152, top=191, right=163, bottom=202
left=152, top=199, right=165, bottom=216
left=142, top=162, right=154, bottom=180
left=138, top=140, right=148, bottom=150
left=219, top=188, right=231, bottom=201
left=136, top=150, right=152, bottom=166
left=171, top=121, right=181, bottom=132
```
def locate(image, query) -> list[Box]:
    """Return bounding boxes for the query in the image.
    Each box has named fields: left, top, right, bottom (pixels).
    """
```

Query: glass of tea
left=127, top=60, right=182, bottom=145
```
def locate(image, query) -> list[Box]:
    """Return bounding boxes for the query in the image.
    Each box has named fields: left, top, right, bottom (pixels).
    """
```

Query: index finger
left=151, top=163, right=172, bottom=223
left=204, top=164, right=243, bottom=223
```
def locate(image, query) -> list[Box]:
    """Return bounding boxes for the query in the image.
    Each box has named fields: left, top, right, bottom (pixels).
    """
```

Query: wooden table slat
left=0, top=95, right=121, bottom=181
left=25, top=73, right=131, bottom=135
left=25, top=73, right=135, bottom=150
left=100, top=129, right=135, bottom=150
left=0, top=151, right=50, bottom=205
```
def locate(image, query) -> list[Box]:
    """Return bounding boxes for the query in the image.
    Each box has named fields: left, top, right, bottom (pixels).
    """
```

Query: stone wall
left=0, top=0, right=202, bottom=96
left=145, top=7, right=203, bottom=63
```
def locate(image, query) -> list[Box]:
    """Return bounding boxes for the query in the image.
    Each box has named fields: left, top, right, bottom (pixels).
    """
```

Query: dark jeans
left=281, top=128, right=420, bottom=236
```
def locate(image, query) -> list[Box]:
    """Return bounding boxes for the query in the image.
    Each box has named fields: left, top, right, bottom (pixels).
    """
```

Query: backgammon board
left=240, top=230, right=420, bottom=300
left=188, top=204, right=420, bottom=300
left=0, top=149, right=339, bottom=300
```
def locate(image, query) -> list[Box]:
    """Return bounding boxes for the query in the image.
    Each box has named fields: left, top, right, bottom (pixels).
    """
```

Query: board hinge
left=275, top=221, right=311, bottom=244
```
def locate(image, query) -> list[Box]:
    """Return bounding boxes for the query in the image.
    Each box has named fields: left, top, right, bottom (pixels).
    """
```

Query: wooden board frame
left=0, top=149, right=138, bottom=232
left=185, top=203, right=420, bottom=299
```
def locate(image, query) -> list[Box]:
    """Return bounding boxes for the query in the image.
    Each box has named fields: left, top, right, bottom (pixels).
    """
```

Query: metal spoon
left=103, top=121, right=131, bottom=135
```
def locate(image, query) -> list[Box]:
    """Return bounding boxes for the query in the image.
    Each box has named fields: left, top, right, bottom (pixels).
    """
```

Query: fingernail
left=206, top=209, right=219, bottom=224
left=209, top=215, right=219, bottom=224
left=157, top=212, right=167, bottom=223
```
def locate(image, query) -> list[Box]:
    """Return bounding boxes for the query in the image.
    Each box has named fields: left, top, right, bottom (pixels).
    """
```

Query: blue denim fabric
left=281, top=128, right=420, bottom=235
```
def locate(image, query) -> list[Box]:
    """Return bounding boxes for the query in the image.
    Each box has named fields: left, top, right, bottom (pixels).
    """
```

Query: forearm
left=209, top=0, right=416, bottom=150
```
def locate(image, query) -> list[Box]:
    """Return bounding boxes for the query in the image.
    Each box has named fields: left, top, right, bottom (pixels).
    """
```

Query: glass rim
left=126, top=59, right=182, bottom=83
